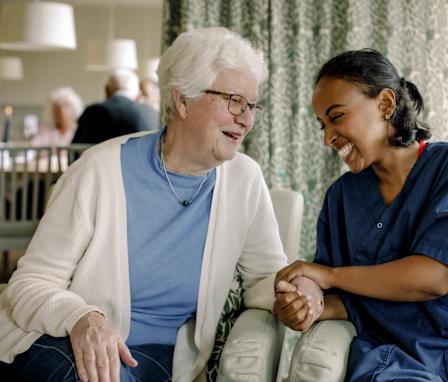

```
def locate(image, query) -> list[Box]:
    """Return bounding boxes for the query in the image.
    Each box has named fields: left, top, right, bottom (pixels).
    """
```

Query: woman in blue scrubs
left=274, top=49, right=448, bottom=381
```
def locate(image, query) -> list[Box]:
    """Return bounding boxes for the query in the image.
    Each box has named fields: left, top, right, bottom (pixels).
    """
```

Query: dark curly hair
left=315, top=48, right=431, bottom=146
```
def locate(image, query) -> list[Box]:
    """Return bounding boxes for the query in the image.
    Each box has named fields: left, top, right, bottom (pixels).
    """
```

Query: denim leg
left=0, top=337, right=174, bottom=382
left=347, top=338, right=444, bottom=382
left=0, top=335, right=79, bottom=382
left=125, top=344, right=174, bottom=382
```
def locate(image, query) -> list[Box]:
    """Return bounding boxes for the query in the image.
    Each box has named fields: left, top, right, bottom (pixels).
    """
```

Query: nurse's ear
left=172, top=88, right=188, bottom=119
left=378, top=88, right=396, bottom=120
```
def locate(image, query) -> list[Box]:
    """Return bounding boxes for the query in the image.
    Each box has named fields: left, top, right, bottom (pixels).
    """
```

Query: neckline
left=362, top=142, right=430, bottom=210
left=159, top=130, right=209, bottom=207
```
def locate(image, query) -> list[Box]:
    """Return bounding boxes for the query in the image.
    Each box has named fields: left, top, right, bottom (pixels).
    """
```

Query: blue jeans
left=0, top=335, right=174, bottom=382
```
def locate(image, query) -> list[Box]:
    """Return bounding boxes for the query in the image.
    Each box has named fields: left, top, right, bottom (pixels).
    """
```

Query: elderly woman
left=31, top=86, right=83, bottom=147
left=0, top=27, right=287, bottom=382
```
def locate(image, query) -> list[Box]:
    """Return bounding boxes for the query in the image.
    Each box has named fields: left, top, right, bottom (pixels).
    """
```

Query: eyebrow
left=325, top=104, right=345, bottom=115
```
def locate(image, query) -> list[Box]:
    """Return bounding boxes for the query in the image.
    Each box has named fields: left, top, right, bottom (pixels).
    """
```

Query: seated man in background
left=72, top=68, right=157, bottom=144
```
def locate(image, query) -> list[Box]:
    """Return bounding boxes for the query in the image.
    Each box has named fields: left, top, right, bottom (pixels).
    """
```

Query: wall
left=0, top=4, right=163, bottom=139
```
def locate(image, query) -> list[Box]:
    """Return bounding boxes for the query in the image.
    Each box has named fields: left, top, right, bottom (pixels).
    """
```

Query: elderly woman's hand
left=274, top=260, right=333, bottom=291
left=272, top=280, right=317, bottom=331
left=70, top=311, right=137, bottom=382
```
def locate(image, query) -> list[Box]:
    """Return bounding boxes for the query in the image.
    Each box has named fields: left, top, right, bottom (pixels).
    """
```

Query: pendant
left=181, top=200, right=192, bottom=207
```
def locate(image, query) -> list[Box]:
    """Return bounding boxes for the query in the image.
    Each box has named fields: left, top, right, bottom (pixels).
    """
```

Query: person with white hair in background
left=31, top=86, right=83, bottom=147
left=72, top=68, right=155, bottom=144
left=0, top=27, right=287, bottom=381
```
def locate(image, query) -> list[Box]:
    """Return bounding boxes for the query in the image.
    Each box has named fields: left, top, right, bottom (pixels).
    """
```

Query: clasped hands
left=272, top=260, right=332, bottom=331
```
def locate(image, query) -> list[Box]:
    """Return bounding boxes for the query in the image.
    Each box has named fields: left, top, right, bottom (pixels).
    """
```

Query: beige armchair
left=217, top=189, right=356, bottom=382
left=217, top=189, right=305, bottom=381
left=286, top=320, right=356, bottom=382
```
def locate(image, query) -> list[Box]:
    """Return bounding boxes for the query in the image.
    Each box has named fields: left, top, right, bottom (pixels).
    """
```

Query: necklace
left=159, top=133, right=208, bottom=207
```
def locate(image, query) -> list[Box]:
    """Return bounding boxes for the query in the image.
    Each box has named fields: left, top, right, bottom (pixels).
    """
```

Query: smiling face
left=312, top=77, right=390, bottom=173
left=175, top=69, right=259, bottom=170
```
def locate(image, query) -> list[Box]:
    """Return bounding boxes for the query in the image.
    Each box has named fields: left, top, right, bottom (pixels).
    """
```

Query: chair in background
left=216, top=189, right=304, bottom=382
left=0, top=145, right=53, bottom=277
left=55, top=144, right=92, bottom=175
left=0, top=144, right=91, bottom=280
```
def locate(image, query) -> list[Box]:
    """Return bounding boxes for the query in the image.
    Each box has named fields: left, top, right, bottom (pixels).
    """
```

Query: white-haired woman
left=31, top=86, right=83, bottom=147
left=0, top=27, right=287, bottom=381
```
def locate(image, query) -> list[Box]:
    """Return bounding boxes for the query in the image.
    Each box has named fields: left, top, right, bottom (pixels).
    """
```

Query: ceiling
left=67, top=0, right=162, bottom=7
left=0, top=0, right=163, bottom=8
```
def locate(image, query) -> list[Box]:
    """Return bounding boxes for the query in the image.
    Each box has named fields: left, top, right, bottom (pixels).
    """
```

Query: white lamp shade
left=138, top=58, right=160, bottom=83
left=0, top=57, right=23, bottom=80
left=86, top=39, right=138, bottom=71
left=0, top=2, right=76, bottom=51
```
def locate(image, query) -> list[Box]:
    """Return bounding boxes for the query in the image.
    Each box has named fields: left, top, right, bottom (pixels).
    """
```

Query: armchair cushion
left=217, top=308, right=283, bottom=382
left=288, top=320, right=356, bottom=382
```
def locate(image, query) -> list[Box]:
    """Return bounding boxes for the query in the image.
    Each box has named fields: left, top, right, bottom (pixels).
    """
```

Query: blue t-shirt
left=314, top=142, right=448, bottom=379
left=120, top=130, right=216, bottom=346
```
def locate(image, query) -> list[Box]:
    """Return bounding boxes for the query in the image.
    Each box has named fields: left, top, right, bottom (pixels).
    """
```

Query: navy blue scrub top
left=314, top=142, right=448, bottom=380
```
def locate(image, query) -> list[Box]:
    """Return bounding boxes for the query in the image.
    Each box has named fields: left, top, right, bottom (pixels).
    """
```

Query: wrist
left=327, top=266, right=338, bottom=289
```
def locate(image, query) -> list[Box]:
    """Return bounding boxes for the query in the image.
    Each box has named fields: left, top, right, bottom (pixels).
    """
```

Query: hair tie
left=400, top=77, right=407, bottom=88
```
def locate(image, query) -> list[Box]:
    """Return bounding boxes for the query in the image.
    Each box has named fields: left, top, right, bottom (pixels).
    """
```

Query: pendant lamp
left=0, top=57, right=24, bottom=81
left=138, top=57, right=159, bottom=83
left=86, top=39, right=138, bottom=71
left=86, top=5, right=137, bottom=71
left=0, top=1, right=76, bottom=51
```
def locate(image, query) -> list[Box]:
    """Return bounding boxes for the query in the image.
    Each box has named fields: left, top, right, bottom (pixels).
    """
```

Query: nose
left=323, top=125, right=337, bottom=147
left=234, top=107, right=253, bottom=129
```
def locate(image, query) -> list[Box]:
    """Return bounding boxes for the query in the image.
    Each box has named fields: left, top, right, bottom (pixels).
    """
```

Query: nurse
left=274, top=49, right=448, bottom=381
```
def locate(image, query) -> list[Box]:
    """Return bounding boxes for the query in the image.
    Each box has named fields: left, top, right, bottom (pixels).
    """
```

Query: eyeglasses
left=203, top=89, right=263, bottom=118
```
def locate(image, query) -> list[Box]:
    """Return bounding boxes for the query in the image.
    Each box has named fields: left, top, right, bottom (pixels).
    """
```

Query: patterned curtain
left=163, top=0, right=448, bottom=378
left=163, top=0, right=448, bottom=262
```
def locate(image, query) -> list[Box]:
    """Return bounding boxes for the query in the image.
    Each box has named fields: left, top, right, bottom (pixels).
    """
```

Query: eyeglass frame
left=202, top=89, right=263, bottom=117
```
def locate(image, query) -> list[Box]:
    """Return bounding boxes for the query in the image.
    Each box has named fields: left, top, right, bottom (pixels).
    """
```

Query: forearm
left=319, top=294, right=348, bottom=321
left=329, top=255, right=448, bottom=301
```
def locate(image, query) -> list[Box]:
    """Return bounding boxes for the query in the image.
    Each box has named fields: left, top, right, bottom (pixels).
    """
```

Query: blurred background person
left=138, top=78, right=160, bottom=112
left=72, top=68, right=157, bottom=144
left=137, top=77, right=160, bottom=131
left=31, top=87, right=83, bottom=147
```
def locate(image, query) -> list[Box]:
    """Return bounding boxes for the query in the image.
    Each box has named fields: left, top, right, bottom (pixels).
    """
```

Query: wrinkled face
left=183, top=69, right=259, bottom=166
left=312, top=77, right=387, bottom=173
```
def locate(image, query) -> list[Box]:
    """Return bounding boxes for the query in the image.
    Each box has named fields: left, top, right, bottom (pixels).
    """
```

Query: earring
left=384, top=115, right=391, bottom=121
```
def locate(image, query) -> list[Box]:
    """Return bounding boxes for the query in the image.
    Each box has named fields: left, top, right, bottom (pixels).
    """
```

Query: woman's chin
left=346, top=159, right=366, bottom=173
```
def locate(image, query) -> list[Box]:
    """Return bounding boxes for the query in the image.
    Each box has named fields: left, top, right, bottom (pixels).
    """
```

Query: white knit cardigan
left=0, top=132, right=287, bottom=381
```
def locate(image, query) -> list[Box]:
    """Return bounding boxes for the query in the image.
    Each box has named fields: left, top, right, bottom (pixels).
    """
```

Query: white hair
left=157, top=27, right=268, bottom=123
left=42, top=86, right=83, bottom=126
left=107, top=68, right=140, bottom=100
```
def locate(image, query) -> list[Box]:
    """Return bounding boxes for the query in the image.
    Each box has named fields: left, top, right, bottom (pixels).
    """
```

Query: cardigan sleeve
left=5, top=161, right=105, bottom=337
left=237, top=164, right=288, bottom=309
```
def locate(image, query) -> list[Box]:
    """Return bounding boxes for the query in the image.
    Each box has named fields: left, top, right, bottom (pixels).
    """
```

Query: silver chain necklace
left=159, top=133, right=208, bottom=207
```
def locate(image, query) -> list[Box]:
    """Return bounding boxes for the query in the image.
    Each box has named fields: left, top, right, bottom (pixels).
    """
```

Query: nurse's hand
left=272, top=280, right=317, bottom=331
left=70, top=311, right=138, bottom=382
left=275, top=260, right=333, bottom=291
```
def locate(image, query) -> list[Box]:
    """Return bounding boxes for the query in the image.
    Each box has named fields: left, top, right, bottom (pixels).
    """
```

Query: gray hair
left=42, top=86, right=83, bottom=125
left=157, top=27, right=268, bottom=123
left=106, top=68, right=140, bottom=100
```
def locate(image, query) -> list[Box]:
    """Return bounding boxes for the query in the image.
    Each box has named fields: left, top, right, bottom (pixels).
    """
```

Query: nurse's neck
left=372, top=141, right=420, bottom=205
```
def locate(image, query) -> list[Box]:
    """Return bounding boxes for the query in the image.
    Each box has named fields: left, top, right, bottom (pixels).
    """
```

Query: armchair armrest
left=288, top=320, right=356, bottom=382
left=217, top=308, right=284, bottom=382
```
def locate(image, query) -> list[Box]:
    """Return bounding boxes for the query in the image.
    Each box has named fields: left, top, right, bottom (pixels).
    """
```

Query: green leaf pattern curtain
left=163, top=0, right=448, bottom=375
left=163, top=0, right=448, bottom=262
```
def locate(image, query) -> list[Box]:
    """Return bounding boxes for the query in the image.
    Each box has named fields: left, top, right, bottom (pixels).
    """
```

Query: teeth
left=337, top=142, right=354, bottom=159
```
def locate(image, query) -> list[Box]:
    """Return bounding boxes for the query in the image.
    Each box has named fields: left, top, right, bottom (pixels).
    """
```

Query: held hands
left=70, top=311, right=137, bottom=382
left=273, top=261, right=333, bottom=332
left=274, top=260, right=333, bottom=290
